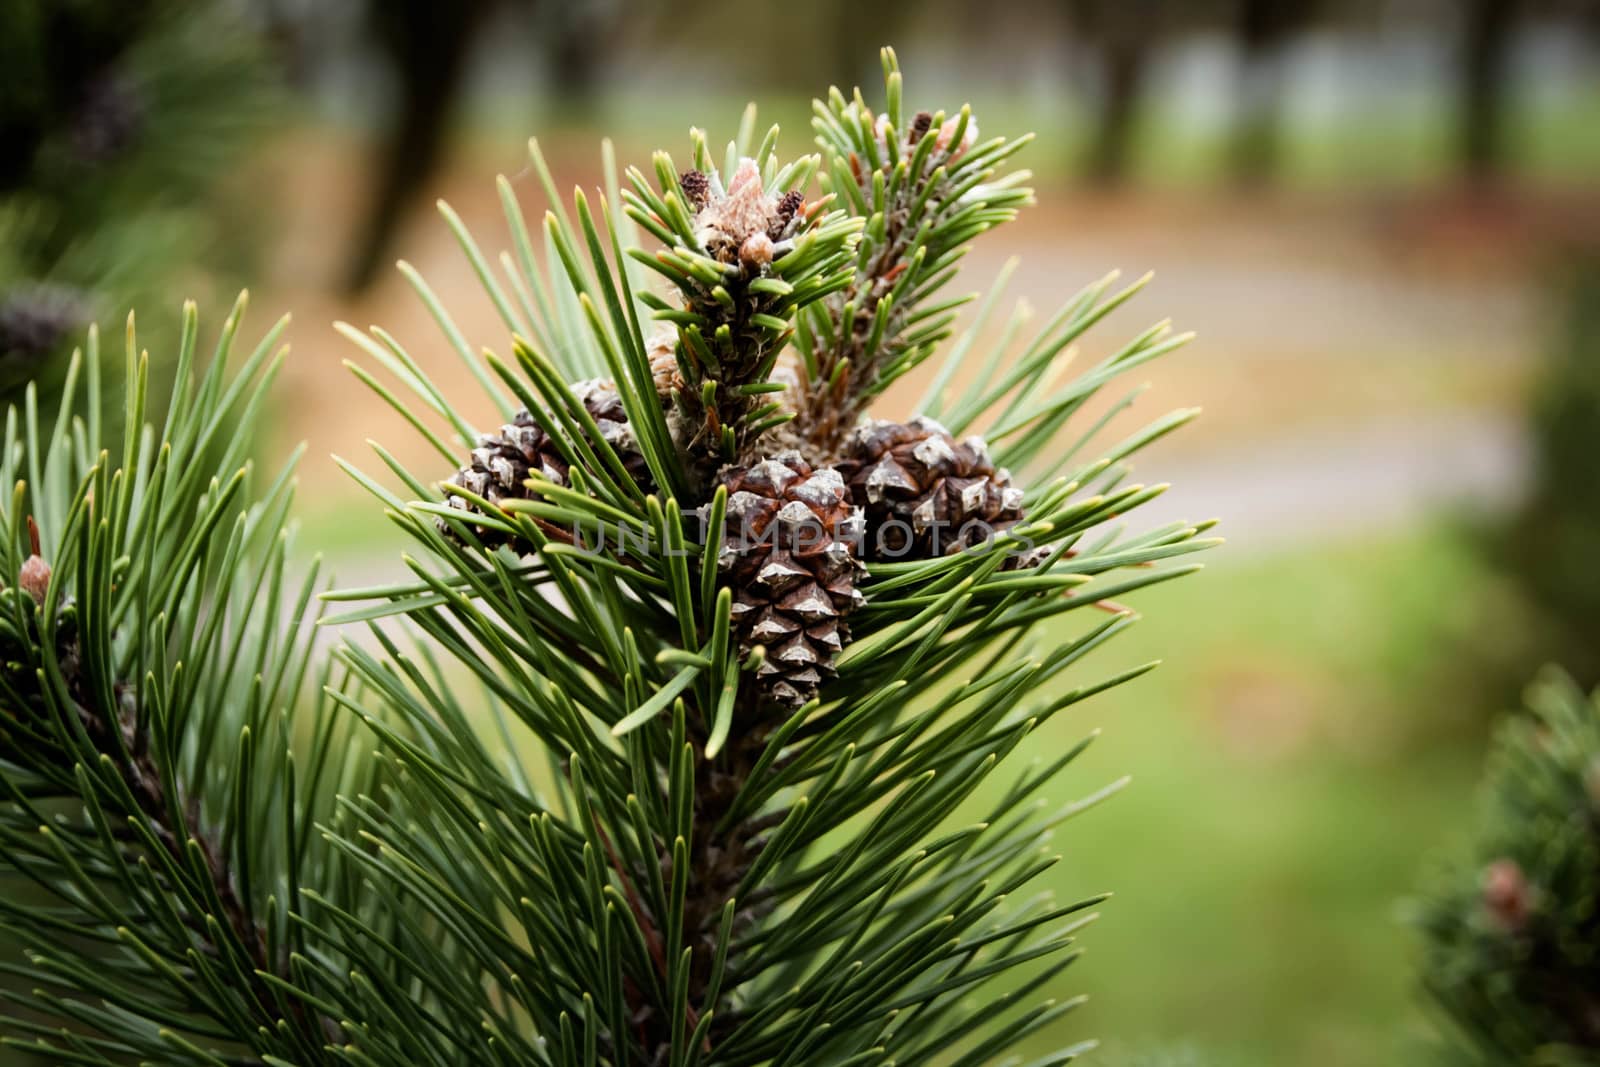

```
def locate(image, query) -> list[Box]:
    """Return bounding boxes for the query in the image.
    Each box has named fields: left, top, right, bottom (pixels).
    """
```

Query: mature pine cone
left=440, top=380, right=651, bottom=549
left=717, top=452, right=865, bottom=707
left=839, top=416, right=1026, bottom=561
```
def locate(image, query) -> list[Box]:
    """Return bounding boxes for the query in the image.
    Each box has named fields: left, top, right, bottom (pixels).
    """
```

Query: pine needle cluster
left=0, top=50, right=1215, bottom=1066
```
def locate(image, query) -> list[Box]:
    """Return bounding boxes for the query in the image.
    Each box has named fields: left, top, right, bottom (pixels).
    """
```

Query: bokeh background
left=4, top=1, right=1600, bottom=1064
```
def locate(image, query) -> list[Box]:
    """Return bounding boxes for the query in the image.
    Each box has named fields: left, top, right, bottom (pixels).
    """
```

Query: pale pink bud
left=722, top=158, right=771, bottom=233
left=1483, top=858, right=1532, bottom=932
left=739, top=232, right=775, bottom=269
left=726, top=157, right=762, bottom=198
left=696, top=157, right=778, bottom=255
left=19, top=555, right=49, bottom=605
left=936, top=116, right=978, bottom=155
left=19, top=516, right=48, bottom=605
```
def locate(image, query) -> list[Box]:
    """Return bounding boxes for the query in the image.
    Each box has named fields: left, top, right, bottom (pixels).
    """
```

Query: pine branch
left=0, top=53, right=1221, bottom=1067
left=337, top=74, right=1215, bottom=1059
left=10, top=583, right=335, bottom=1052
left=791, top=48, right=1033, bottom=457
left=0, top=300, right=363, bottom=1065
left=621, top=130, right=861, bottom=480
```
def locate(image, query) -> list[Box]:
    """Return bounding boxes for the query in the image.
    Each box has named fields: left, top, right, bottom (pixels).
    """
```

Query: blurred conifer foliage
left=1460, top=252, right=1600, bottom=709
left=1414, top=670, right=1600, bottom=1063
left=1500, top=254, right=1600, bottom=692
left=0, top=0, right=277, bottom=405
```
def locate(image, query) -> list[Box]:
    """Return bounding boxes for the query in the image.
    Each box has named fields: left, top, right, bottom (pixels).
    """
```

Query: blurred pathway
left=1135, top=410, right=1528, bottom=553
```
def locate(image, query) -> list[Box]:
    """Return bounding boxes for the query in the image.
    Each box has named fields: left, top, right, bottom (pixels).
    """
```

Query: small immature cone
left=871, top=110, right=976, bottom=162
left=19, top=516, right=49, bottom=605
left=678, top=169, right=711, bottom=210
left=1482, top=858, right=1533, bottom=932
left=907, top=111, right=933, bottom=144
left=648, top=328, right=685, bottom=401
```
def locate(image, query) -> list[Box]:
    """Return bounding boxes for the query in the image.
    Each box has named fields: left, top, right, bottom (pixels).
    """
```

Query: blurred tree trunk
left=345, top=0, right=491, bottom=294
left=1070, top=0, right=1162, bottom=185
left=535, top=0, right=610, bottom=117
left=1230, top=0, right=1318, bottom=184
left=256, top=0, right=313, bottom=88
left=1092, top=34, right=1147, bottom=184
left=1457, top=0, right=1521, bottom=183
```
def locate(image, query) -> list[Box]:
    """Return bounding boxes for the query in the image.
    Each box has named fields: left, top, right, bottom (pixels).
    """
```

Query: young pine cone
left=717, top=452, right=865, bottom=707
left=440, top=380, right=651, bottom=549
left=839, top=416, right=1026, bottom=562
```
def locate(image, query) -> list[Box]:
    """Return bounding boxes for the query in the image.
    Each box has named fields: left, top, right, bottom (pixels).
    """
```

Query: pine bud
left=691, top=158, right=781, bottom=267
left=1482, top=858, right=1532, bottom=932
left=936, top=116, right=978, bottom=155
left=19, top=556, right=49, bottom=605
left=739, top=232, right=774, bottom=269
left=19, top=517, right=48, bottom=605
left=719, top=159, right=771, bottom=241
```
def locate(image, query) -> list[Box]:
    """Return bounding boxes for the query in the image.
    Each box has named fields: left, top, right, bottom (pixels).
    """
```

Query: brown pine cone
left=717, top=452, right=865, bottom=707
left=440, top=380, right=651, bottom=549
left=838, top=416, right=1026, bottom=562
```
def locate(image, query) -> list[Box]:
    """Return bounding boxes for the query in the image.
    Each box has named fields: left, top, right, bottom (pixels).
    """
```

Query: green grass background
left=960, top=527, right=1492, bottom=1065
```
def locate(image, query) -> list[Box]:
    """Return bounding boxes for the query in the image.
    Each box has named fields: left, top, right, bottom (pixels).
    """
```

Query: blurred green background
left=5, top=0, right=1600, bottom=1063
